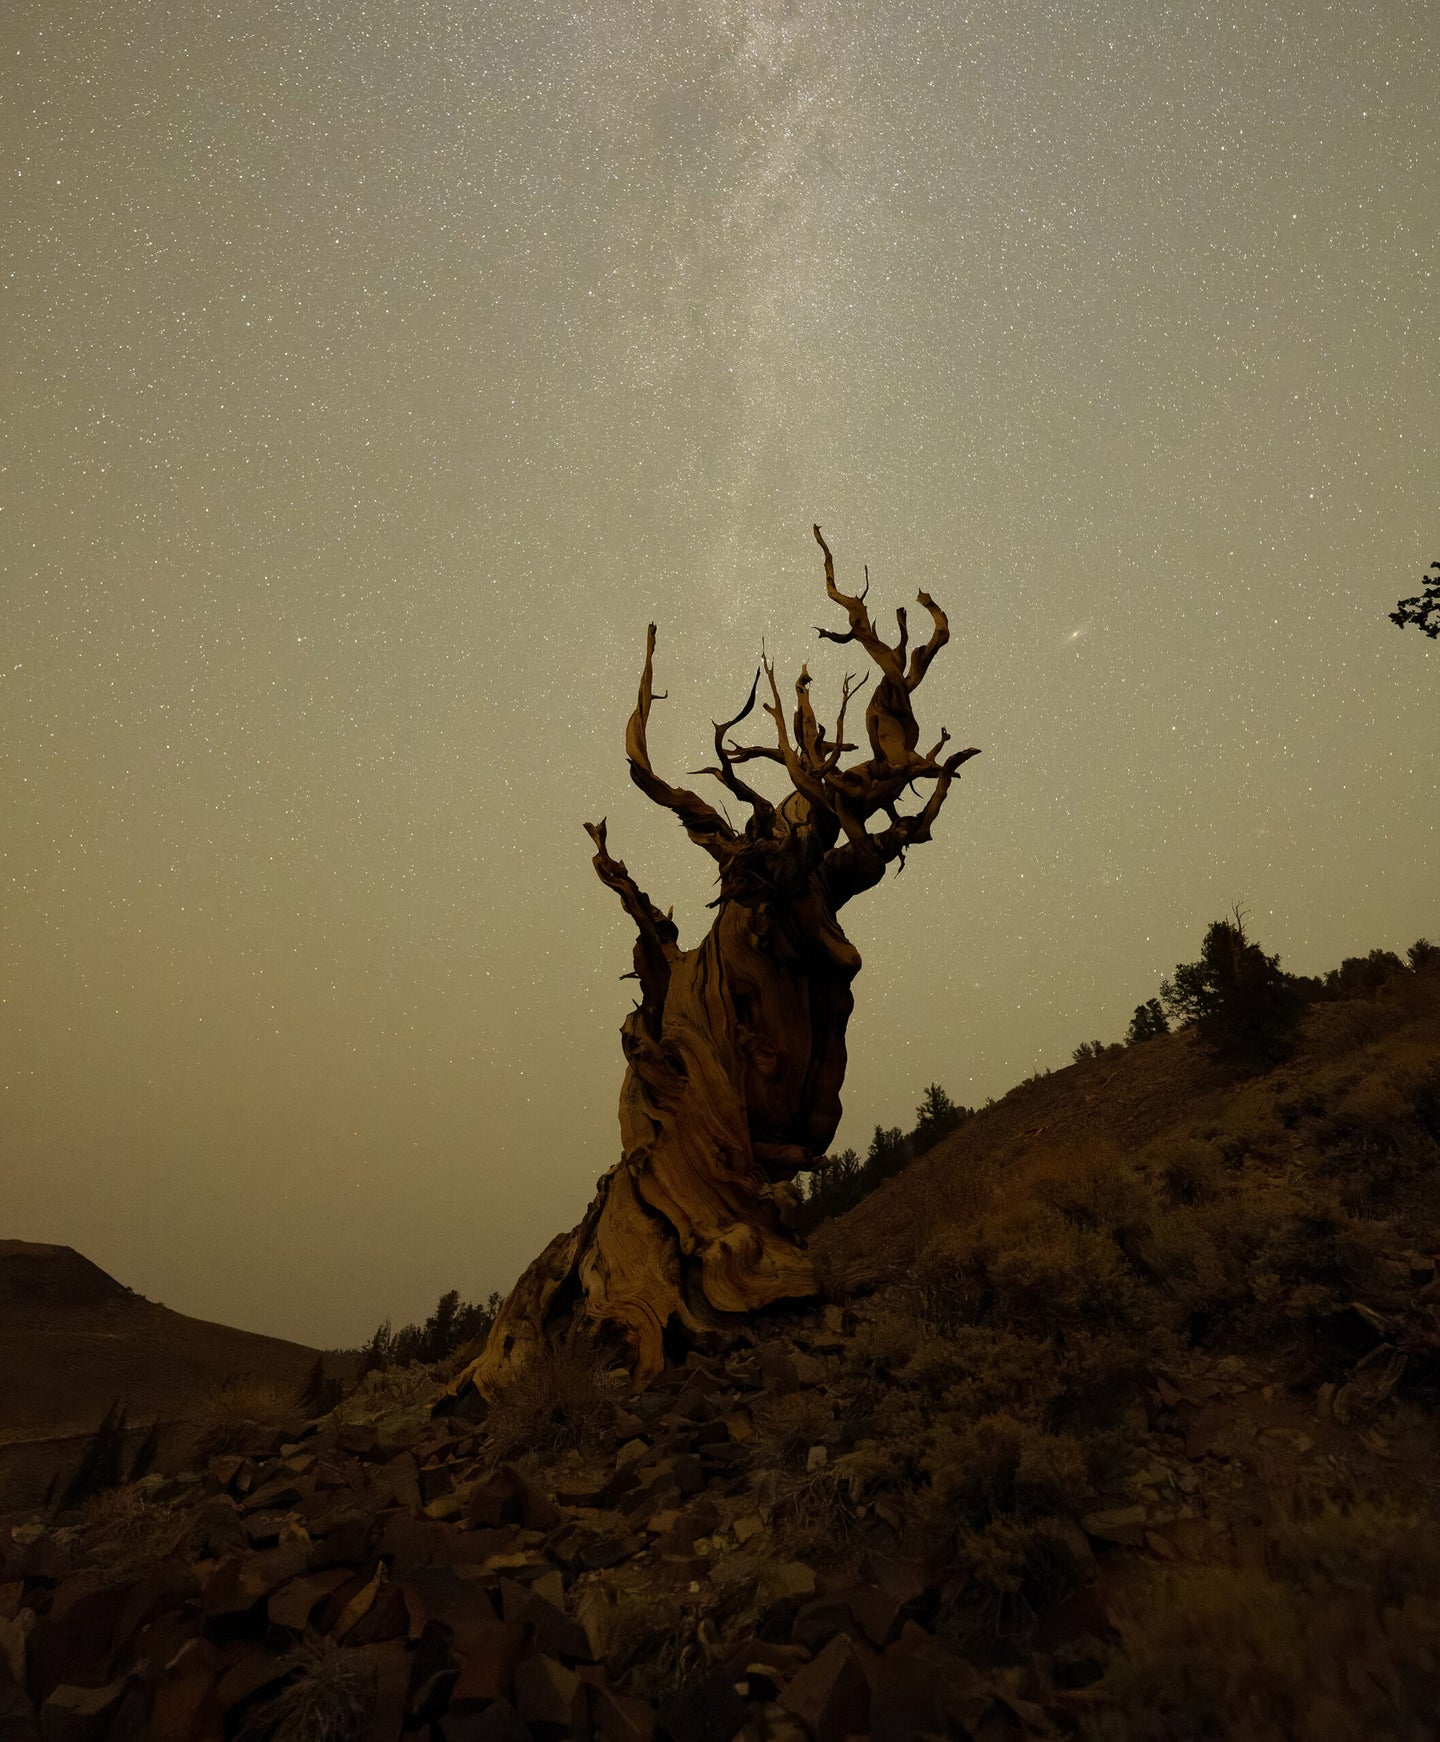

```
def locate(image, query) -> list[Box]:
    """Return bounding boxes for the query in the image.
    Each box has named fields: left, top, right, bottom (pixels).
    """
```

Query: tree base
left=456, top=1149, right=816, bottom=1397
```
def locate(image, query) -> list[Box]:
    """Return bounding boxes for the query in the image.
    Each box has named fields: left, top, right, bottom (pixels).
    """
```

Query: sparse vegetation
left=357, top=1286, right=502, bottom=1377
left=798, top=1083, right=973, bottom=1229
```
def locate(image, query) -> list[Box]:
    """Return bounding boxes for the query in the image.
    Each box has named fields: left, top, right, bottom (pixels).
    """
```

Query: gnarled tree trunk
left=459, top=527, right=978, bottom=1394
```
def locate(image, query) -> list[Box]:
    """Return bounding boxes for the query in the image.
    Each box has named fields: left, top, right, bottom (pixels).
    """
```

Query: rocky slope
left=1, top=967, right=1437, bottom=1740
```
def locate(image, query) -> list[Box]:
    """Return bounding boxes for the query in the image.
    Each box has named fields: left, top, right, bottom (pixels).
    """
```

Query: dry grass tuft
left=481, top=1343, right=622, bottom=1461
left=242, top=1640, right=376, bottom=1742
left=78, top=1482, right=192, bottom=1575
left=602, top=1588, right=708, bottom=1702
left=747, top=1390, right=834, bottom=1471
left=190, top=1374, right=298, bottom=1459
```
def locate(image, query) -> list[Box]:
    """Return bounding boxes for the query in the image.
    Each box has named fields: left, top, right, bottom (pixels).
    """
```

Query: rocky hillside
left=1, top=966, right=1436, bottom=1740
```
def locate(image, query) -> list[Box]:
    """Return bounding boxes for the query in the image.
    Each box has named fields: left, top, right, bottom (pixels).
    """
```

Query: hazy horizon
left=4, top=0, right=1436, bottom=1348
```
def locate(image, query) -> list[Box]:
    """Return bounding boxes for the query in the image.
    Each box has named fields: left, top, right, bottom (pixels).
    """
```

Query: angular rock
left=25, top=1582, right=130, bottom=1698
left=657, top=1669, right=747, bottom=1742
left=466, top=1467, right=525, bottom=1530
left=334, top=1569, right=385, bottom=1639
left=358, top=1637, right=410, bottom=1742
left=223, top=1644, right=304, bottom=1706
left=241, top=1476, right=313, bottom=1514
left=579, top=1534, right=638, bottom=1572
left=347, top=1579, right=411, bottom=1646
left=268, top=1567, right=354, bottom=1631
left=1080, top=1506, right=1147, bottom=1547
left=404, top=1565, right=498, bottom=1646
left=513, top=1654, right=582, bottom=1734
left=308, top=1515, right=373, bottom=1569
left=376, top=1513, right=452, bottom=1576
left=439, top=1702, right=531, bottom=1742
left=0, top=1610, right=32, bottom=1690
left=759, top=1561, right=817, bottom=1606
left=779, top=1634, right=870, bottom=1742
left=497, top=1580, right=592, bottom=1661
left=757, top=1350, right=799, bottom=1392
left=672, top=1454, right=704, bottom=1496
left=449, top=1621, right=525, bottom=1708
left=38, top=1676, right=129, bottom=1742
left=144, top=1639, right=219, bottom=1742
left=0, top=1669, right=40, bottom=1742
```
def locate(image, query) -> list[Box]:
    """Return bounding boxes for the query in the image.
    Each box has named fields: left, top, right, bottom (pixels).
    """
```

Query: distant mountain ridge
left=0, top=1239, right=319, bottom=1454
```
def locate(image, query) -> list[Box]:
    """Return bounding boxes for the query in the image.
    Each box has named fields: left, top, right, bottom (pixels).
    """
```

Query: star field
left=2, top=0, right=1436, bottom=1346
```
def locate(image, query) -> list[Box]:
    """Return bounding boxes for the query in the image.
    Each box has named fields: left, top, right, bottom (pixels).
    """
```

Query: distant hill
left=0, top=1241, right=319, bottom=1450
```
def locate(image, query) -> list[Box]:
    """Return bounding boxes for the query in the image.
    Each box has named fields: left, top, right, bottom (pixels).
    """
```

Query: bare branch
left=793, top=664, right=824, bottom=766
left=906, top=590, right=950, bottom=690
left=624, top=624, right=735, bottom=857
left=694, top=671, right=776, bottom=832
left=584, top=819, right=680, bottom=1034
left=811, top=525, right=905, bottom=685
left=760, top=656, right=831, bottom=817
left=720, top=741, right=789, bottom=767
left=819, top=671, right=868, bottom=773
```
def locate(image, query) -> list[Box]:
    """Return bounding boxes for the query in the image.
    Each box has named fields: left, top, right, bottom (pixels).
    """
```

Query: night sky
left=4, top=1, right=1436, bottom=1350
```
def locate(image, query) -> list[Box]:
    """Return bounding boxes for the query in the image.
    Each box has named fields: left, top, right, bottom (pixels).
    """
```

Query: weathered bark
left=459, top=527, right=978, bottom=1394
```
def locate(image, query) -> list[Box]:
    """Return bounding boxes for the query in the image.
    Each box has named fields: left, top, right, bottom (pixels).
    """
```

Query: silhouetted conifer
left=1391, top=558, right=1440, bottom=638
left=796, top=1082, right=973, bottom=1231
left=358, top=1289, right=501, bottom=1378
left=1162, top=911, right=1302, bottom=1068
left=1126, top=999, right=1170, bottom=1045
left=1323, top=949, right=1408, bottom=999
left=913, top=1083, right=964, bottom=1149
left=358, top=1318, right=393, bottom=1376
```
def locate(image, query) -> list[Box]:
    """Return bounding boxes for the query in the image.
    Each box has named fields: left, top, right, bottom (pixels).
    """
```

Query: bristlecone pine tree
left=459, top=527, right=979, bottom=1394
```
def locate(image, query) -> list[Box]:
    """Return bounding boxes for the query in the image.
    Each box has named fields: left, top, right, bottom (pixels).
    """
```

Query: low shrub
left=747, top=1389, right=834, bottom=1471
left=243, top=1640, right=376, bottom=1742
left=190, top=1376, right=298, bottom=1460
left=1087, top=1496, right=1440, bottom=1742
left=480, top=1343, right=620, bottom=1461
left=923, top=1413, right=1093, bottom=1528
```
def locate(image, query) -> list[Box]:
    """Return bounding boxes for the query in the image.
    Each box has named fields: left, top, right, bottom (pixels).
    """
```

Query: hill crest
left=0, top=1240, right=134, bottom=1311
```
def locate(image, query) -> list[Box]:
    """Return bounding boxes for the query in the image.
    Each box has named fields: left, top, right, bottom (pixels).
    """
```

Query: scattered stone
left=1081, top=1506, right=1148, bottom=1546
left=1259, top=1428, right=1314, bottom=1454
left=759, top=1561, right=817, bottom=1605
